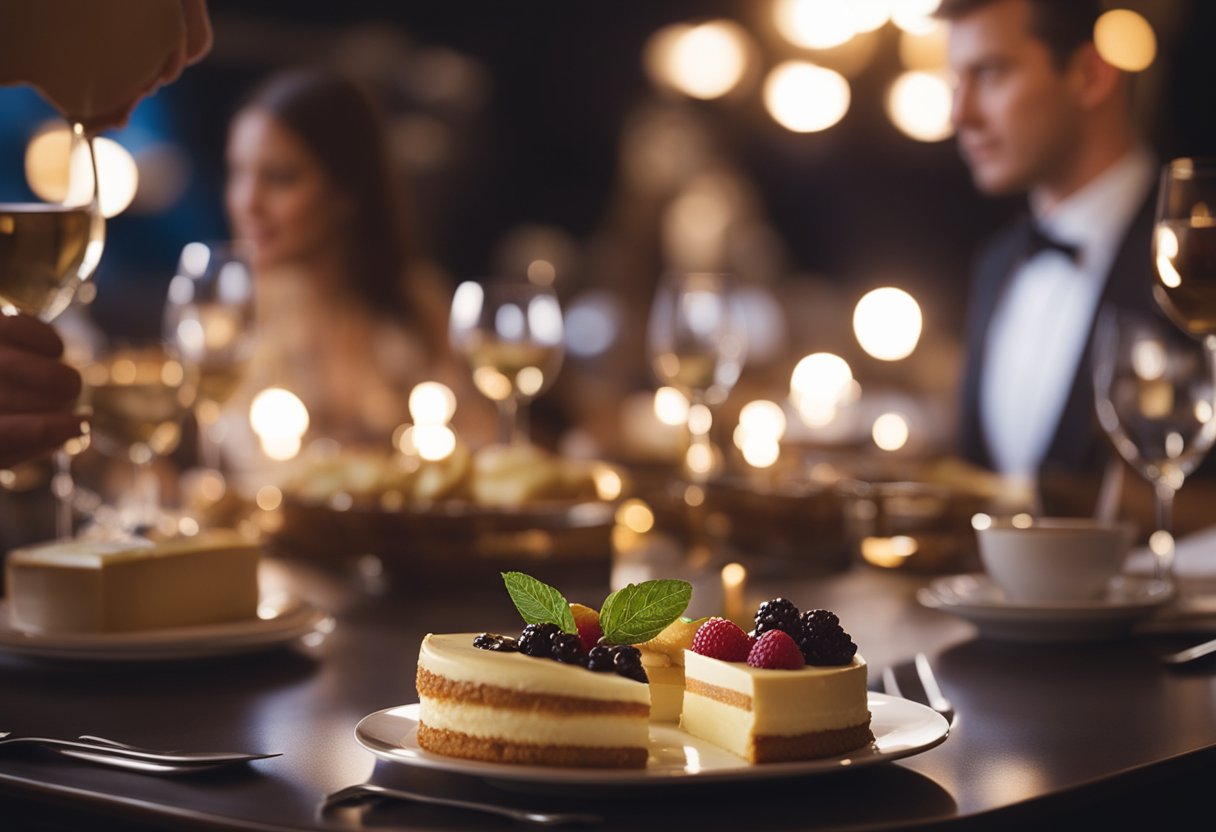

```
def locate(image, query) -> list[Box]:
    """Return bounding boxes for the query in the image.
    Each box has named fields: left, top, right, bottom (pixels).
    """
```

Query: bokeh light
left=645, top=21, right=750, bottom=100
left=853, top=287, right=923, bottom=360
left=790, top=352, right=855, bottom=426
left=872, top=412, right=910, bottom=451
left=26, top=126, right=138, bottom=218
left=655, top=386, right=691, bottom=427
left=250, top=387, right=310, bottom=461
left=774, top=0, right=856, bottom=50
left=1094, top=9, right=1156, bottom=72
left=888, top=71, right=954, bottom=142
left=764, top=61, right=850, bottom=133
left=408, top=381, right=457, bottom=425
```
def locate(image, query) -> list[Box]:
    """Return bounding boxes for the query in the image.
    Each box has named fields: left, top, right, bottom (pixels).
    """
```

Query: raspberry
left=747, top=630, right=806, bottom=670
left=692, top=617, right=752, bottom=662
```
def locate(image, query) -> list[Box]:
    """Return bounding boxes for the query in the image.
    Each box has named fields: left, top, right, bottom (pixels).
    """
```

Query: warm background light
left=25, top=126, right=138, bottom=218
left=853, top=287, right=923, bottom=360
left=645, top=21, right=750, bottom=100
left=887, top=71, right=954, bottom=142
left=250, top=387, right=310, bottom=461
left=764, top=61, right=850, bottom=133
left=654, top=386, right=691, bottom=427
left=774, top=0, right=856, bottom=50
left=790, top=352, right=855, bottom=426
left=408, top=381, right=457, bottom=425
left=1094, top=9, right=1156, bottom=72
left=890, top=0, right=941, bottom=35
left=872, top=412, right=910, bottom=451
left=898, top=23, right=948, bottom=70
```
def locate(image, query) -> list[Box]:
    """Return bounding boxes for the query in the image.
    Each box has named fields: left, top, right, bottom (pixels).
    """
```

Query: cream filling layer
left=419, top=634, right=651, bottom=703
left=418, top=696, right=649, bottom=748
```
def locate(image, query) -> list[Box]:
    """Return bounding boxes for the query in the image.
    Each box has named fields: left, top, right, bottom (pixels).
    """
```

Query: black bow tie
left=1024, top=223, right=1082, bottom=264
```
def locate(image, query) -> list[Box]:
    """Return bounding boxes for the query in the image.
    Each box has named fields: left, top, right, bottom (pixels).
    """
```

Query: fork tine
left=881, top=665, right=903, bottom=699
left=914, top=653, right=955, bottom=723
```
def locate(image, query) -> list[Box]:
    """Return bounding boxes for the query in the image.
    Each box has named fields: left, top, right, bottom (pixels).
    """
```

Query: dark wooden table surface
left=2, top=543, right=1215, bottom=832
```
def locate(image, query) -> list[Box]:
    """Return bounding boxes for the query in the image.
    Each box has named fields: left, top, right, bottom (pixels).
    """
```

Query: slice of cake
left=681, top=602, right=873, bottom=763
left=416, top=633, right=651, bottom=768
left=5, top=530, right=260, bottom=634
left=414, top=571, right=693, bottom=768
left=637, top=616, right=706, bottom=722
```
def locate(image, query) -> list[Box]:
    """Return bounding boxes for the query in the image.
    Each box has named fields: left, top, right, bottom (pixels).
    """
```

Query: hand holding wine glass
left=449, top=278, right=564, bottom=446
left=1092, top=307, right=1216, bottom=581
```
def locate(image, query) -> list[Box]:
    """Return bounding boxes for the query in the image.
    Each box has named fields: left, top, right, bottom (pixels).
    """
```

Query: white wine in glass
left=1, top=122, right=104, bottom=539
left=1093, top=307, right=1216, bottom=581
left=647, top=271, right=746, bottom=483
left=163, top=242, right=256, bottom=494
left=450, top=278, right=564, bottom=445
left=1153, top=158, right=1216, bottom=337
left=83, top=344, right=198, bottom=534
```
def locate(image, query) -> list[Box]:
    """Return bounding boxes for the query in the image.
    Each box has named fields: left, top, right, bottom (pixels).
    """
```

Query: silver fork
left=881, top=653, right=955, bottom=724
left=323, top=783, right=602, bottom=826
left=0, top=732, right=280, bottom=765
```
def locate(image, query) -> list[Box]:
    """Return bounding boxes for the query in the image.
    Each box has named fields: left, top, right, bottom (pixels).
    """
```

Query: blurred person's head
left=225, top=67, right=413, bottom=314
left=939, top=0, right=1133, bottom=207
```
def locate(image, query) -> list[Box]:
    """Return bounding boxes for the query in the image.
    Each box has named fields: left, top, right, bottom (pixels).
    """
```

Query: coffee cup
left=974, top=516, right=1134, bottom=602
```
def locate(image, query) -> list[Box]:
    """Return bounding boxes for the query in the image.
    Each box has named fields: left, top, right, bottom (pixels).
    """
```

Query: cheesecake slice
left=681, top=649, right=873, bottom=762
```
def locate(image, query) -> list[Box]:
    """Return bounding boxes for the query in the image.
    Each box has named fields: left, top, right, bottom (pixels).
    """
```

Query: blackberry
left=610, top=645, right=648, bottom=683
left=797, top=608, right=858, bottom=666
left=586, top=645, right=615, bottom=672
left=551, top=633, right=588, bottom=665
left=517, top=623, right=561, bottom=658
left=753, top=597, right=801, bottom=639
left=472, top=633, right=519, bottom=652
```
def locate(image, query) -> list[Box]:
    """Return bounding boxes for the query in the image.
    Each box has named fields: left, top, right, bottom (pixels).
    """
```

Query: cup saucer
left=917, top=573, right=1175, bottom=642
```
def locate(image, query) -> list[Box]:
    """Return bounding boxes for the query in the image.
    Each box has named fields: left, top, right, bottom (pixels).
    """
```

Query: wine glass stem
left=498, top=396, right=524, bottom=445
left=52, top=449, right=74, bottom=540
left=197, top=404, right=222, bottom=471
left=1154, top=481, right=1176, bottom=581
left=131, top=453, right=159, bottom=533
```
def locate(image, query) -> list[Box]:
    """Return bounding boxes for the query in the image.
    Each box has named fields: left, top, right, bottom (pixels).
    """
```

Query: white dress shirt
left=980, top=147, right=1157, bottom=482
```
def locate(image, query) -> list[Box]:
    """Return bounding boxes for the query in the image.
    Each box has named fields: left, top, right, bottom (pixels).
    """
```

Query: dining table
left=1, top=521, right=1215, bottom=832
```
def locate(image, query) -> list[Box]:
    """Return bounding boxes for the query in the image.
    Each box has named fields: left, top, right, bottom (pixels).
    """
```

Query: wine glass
left=1152, top=157, right=1216, bottom=338
left=449, top=278, right=564, bottom=445
left=162, top=242, right=256, bottom=503
left=81, top=337, right=198, bottom=535
left=1, top=121, right=104, bottom=538
left=1092, top=307, right=1216, bottom=581
left=646, top=271, right=746, bottom=485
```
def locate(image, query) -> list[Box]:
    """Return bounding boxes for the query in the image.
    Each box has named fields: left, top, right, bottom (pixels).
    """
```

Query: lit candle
left=721, top=562, right=747, bottom=626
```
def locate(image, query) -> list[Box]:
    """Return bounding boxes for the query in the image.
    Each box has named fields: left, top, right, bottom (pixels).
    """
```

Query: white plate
left=0, top=596, right=333, bottom=661
left=353, top=695, right=949, bottom=786
left=917, top=573, right=1174, bottom=642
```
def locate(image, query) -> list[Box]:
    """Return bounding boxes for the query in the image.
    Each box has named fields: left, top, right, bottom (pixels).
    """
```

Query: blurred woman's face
left=225, top=108, right=349, bottom=271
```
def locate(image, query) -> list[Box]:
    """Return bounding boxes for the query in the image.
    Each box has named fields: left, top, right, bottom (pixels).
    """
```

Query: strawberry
left=691, top=617, right=752, bottom=662
left=747, top=630, right=805, bottom=670
left=570, top=602, right=603, bottom=652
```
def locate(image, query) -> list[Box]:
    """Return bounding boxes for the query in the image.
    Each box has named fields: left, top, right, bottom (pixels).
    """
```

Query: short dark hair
left=936, top=0, right=1103, bottom=68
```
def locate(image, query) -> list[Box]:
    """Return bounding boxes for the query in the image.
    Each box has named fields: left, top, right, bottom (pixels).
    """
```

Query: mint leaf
left=598, top=579, right=692, bottom=645
left=501, top=572, right=577, bottom=633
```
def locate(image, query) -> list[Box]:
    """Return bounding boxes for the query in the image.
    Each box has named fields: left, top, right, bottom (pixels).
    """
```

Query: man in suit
left=940, top=0, right=1161, bottom=517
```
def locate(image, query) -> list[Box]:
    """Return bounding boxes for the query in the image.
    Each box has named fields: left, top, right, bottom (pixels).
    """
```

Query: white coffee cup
left=974, top=516, right=1134, bottom=602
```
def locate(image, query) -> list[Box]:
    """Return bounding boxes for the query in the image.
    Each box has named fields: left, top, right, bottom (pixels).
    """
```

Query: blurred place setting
left=3, top=2, right=1216, bottom=831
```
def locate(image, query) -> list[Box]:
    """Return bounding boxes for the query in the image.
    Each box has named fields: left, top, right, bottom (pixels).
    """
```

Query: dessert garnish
left=473, top=571, right=693, bottom=682
left=691, top=598, right=858, bottom=668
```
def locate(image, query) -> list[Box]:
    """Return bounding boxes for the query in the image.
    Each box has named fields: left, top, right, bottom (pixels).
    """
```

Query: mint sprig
left=598, top=579, right=692, bottom=645
left=501, top=572, right=577, bottom=634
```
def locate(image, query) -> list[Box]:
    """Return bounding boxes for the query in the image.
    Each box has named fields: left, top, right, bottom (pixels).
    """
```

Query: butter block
left=5, top=531, right=260, bottom=634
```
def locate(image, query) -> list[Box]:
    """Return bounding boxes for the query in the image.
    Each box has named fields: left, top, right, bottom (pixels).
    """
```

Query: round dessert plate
left=917, top=573, right=1174, bottom=642
left=353, top=695, right=949, bottom=786
left=0, top=596, right=333, bottom=661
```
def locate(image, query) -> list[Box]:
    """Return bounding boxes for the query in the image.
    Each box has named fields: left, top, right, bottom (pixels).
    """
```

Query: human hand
left=0, top=315, right=85, bottom=469
left=0, top=0, right=214, bottom=133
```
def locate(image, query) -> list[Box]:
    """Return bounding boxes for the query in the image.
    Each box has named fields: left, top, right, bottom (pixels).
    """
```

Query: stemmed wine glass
left=449, top=278, right=564, bottom=445
left=1092, top=307, right=1216, bottom=581
left=162, top=242, right=256, bottom=503
left=1152, top=157, right=1216, bottom=338
left=0, top=121, right=104, bottom=538
left=81, top=335, right=198, bottom=536
left=646, top=271, right=746, bottom=486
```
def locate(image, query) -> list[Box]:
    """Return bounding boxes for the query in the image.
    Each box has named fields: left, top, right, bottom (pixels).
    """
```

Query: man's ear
left=1069, top=42, right=1124, bottom=110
